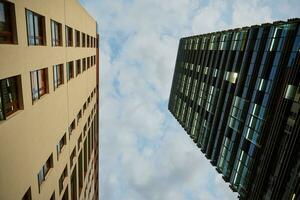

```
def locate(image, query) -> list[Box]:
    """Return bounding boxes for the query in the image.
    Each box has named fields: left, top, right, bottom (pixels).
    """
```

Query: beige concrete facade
left=0, top=0, right=99, bottom=199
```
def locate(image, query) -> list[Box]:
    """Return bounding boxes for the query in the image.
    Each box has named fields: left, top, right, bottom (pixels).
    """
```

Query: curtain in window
left=31, top=71, right=39, bottom=101
left=26, top=11, right=35, bottom=45
left=38, top=69, right=46, bottom=95
left=53, top=65, right=58, bottom=88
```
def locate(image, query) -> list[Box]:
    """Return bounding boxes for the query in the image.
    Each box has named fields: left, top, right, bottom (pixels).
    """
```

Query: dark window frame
left=82, top=58, right=86, bottom=72
left=0, top=75, right=23, bottom=120
left=65, top=25, right=73, bottom=47
left=26, top=9, right=46, bottom=46
left=37, top=154, right=53, bottom=192
left=30, top=68, right=48, bottom=102
left=87, top=35, right=90, bottom=47
left=0, top=0, right=17, bottom=44
left=56, top=133, right=66, bottom=160
left=76, top=59, right=81, bottom=76
left=51, top=19, right=62, bottom=46
left=75, top=29, right=80, bottom=47
left=67, top=61, right=74, bottom=81
left=82, top=32, right=85, bottom=47
left=22, top=187, right=32, bottom=200
left=53, top=64, right=64, bottom=90
left=59, top=165, right=68, bottom=194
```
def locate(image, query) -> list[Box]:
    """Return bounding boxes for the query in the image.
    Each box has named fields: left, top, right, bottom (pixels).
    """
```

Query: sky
left=79, top=0, right=300, bottom=199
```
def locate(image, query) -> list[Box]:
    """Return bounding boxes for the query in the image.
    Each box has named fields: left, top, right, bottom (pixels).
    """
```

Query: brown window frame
left=75, top=29, right=80, bottom=47
left=82, top=58, right=86, bottom=72
left=0, top=75, right=23, bottom=120
left=77, top=109, right=82, bottom=124
left=0, top=0, right=17, bottom=44
left=67, top=61, right=74, bottom=81
left=76, top=59, right=81, bottom=76
left=87, top=57, right=90, bottom=69
left=82, top=32, right=85, bottom=47
left=53, top=64, right=64, bottom=90
left=22, top=187, right=32, bottom=200
left=26, top=9, right=46, bottom=46
left=87, top=35, right=90, bottom=47
left=37, top=154, right=53, bottom=192
left=70, top=147, right=76, bottom=168
left=69, top=119, right=75, bottom=137
left=51, top=19, right=62, bottom=46
left=59, top=165, right=68, bottom=194
left=30, top=68, right=48, bottom=102
left=65, top=25, right=73, bottom=47
left=56, top=133, right=66, bottom=160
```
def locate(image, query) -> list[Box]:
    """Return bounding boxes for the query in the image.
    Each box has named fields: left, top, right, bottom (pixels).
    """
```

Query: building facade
left=169, top=19, right=300, bottom=199
left=0, top=0, right=99, bottom=200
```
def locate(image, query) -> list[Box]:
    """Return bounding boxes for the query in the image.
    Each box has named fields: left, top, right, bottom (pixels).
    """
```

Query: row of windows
left=0, top=1, right=97, bottom=47
left=0, top=56, right=96, bottom=121
left=22, top=101, right=98, bottom=200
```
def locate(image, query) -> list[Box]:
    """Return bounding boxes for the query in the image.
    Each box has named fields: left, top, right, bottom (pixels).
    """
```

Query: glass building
left=168, top=19, right=300, bottom=199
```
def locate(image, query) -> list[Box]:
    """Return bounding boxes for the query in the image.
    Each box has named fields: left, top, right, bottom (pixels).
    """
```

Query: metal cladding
left=168, top=19, right=300, bottom=199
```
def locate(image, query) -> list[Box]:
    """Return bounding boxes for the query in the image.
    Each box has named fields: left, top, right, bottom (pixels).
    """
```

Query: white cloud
left=80, top=0, right=300, bottom=199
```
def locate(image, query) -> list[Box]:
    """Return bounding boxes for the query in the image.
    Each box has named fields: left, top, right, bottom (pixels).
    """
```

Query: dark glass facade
left=168, top=19, right=300, bottom=199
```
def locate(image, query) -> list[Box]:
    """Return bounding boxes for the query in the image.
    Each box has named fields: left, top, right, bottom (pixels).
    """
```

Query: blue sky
left=79, top=0, right=300, bottom=199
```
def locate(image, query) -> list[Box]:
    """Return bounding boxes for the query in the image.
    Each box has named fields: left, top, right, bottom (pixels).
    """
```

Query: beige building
left=0, top=0, right=99, bottom=199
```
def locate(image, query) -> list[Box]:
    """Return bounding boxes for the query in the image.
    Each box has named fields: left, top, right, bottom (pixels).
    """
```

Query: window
left=78, top=151, right=83, bottom=194
left=87, top=35, right=90, bottom=47
left=26, top=9, right=45, bottom=45
left=0, top=1, right=17, bottom=44
left=84, top=139, right=88, bottom=176
left=75, top=30, right=80, bottom=47
left=90, top=56, right=93, bottom=66
left=70, top=147, right=76, bottom=168
left=37, top=154, right=53, bottom=192
left=77, top=110, right=82, bottom=124
left=0, top=75, right=22, bottom=120
left=50, top=192, right=55, bottom=200
left=78, top=133, right=82, bottom=149
left=69, top=119, right=75, bottom=137
left=82, top=58, right=86, bottom=72
left=59, top=165, right=68, bottom=193
left=87, top=57, right=90, bottom=69
left=30, top=68, right=48, bottom=102
left=71, top=165, right=77, bottom=200
left=53, top=64, right=64, bottom=90
left=22, top=187, right=32, bottom=200
left=67, top=61, right=74, bottom=81
left=82, top=33, right=85, bottom=47
left=50, top=20, right=62, bottom=46
left=65, top=26, right=73, bottom=47
left=76, top=59, right=81, bottom=76
left=62, top=186, right=68, bottom=200
left=56, top=133, right=66, bottom=160
left=285, top=85, right=297, bottom=100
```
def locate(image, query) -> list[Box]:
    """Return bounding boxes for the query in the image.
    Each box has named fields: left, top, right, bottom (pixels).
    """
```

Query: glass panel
left=31, top=71, right=39, bottom=101
left=26, top=11, right=35, bottom=45
left=38, top=169, right=44, bottom=185
left=57, top=65, right=62, bottom=85
left=53, top=65, right=58, bottom=88
left=0, top=3, right=5, bottom=23
left=51, top=21, right=55, bottom=46
left=285, top=85, right=297, bottom=100
left=38, top=69, right=46, bottom=96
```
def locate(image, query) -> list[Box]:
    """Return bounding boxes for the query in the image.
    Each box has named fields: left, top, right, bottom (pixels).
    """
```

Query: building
left=168, top=19, right=300, bottom=199
left=0, top=0, right=99, bottom=199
